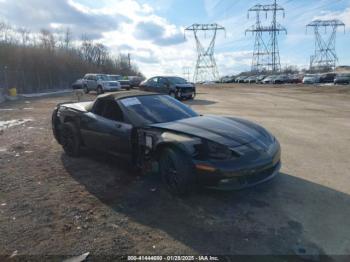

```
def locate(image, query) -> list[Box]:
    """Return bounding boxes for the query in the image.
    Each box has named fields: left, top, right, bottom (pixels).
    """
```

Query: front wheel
left=61, top=122, right=81, bottom=157
left=83, top=86, right=89, bottom=94
left=97, top=86, right=104, bottom=95
left=159, top=147, right=195, bottom=196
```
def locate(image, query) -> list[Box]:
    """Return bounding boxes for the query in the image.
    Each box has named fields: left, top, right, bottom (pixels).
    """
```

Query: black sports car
left=52, top=91, right=281, bottom=195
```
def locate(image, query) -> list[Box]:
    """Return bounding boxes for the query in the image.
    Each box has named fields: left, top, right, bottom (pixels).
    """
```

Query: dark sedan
left=140, top=76, right=196, bottom=100
left=71, top=79, right=83, bottom=89
left=319, top=73, right=336, bottom=84
left=52, top=91, right=281, bottom=195
left=334, top=73, right=350, bottom=85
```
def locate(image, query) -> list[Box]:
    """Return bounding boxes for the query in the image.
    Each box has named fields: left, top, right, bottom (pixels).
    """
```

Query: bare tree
left=0, top=24, right=143, bottom=93
left=18, top=27, right=30, bottom=46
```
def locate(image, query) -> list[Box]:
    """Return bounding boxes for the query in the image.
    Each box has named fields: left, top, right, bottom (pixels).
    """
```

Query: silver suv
left=82, top=74, right=121, bottom=94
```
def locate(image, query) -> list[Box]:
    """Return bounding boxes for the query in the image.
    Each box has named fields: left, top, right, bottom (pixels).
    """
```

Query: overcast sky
left=0, top=0, right=349, bottom=78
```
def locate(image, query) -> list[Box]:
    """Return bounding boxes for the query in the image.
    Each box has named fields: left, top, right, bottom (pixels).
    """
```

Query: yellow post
left=8, top=87, right=17, bottom=97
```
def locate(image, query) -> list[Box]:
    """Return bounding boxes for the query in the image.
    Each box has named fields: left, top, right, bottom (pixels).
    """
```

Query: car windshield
left=97, top=75, right=109, bottom=81
left=108, top=75, right=122, bottom=81
left=119, top=95, right=199, bottom=125
left=167, top=77, right=188, bottom=85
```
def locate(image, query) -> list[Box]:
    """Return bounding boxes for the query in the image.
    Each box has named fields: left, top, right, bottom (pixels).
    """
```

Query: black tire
left=61, top=122, right=81, bottom=157
left=188, top=92, right=196, bottom=100
left=83, top=86, right=89, bottom=94
left=52, top=108, right=61, bottom=144
left=97, top=86, right=104, bottom=95
left=159, top=147, right=195, bottom=196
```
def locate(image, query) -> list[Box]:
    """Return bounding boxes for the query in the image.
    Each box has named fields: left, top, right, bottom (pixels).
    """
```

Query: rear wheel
left=61, top=122, right=81, bottom=157
left=159, top=147, right=195, bottom=196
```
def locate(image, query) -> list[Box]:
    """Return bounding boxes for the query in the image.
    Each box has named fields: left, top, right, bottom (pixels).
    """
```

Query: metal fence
left=0, top=69, right=84, bottom=94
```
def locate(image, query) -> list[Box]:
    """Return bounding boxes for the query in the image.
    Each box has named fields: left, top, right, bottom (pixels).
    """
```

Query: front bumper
left=194, top=147, right=281, bottom=190
left=104, top=86, right=122, bottom=91
left=179, top=90, right=195, bottom=98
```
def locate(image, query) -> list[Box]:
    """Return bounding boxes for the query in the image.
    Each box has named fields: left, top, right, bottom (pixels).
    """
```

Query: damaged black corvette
left=52, top=91, right=281, bottom=195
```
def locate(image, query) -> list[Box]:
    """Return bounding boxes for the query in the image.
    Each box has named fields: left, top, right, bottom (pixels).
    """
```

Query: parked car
left=255, top=75, right=267, bottom=84
left=289, top=74, right=303, bottom=84
left=82, top=74, right=121, bottom=94
left=319, top=73, right=336, bottom=83
left=71, top=79, right=83, bottom=89
left=235, top=76, right=248, bottom=83
left=203, top=81, right=216, bottom=85
left=244, top=76, right=258, bottom=84
left=140, top=76, right=196, bottom=100
left=128, top=76, right=144, bottom=88
left=302, top=74, right=320, bottom=84
left=273, top=75, right=290, bottom=84
left=108, top=75, right=131, bottom=90
left=334, top=73, right=350, bottom=85
left=221, top=76, right=235, bottom=83
left=52, top=91, right=281, bottom=195
left=262, top=75, right=278, bottom=84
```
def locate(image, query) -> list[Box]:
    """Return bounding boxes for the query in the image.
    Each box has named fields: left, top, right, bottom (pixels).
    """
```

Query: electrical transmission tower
left=246, top=0, right=287, bottom=72
left=306, top=19, right=345, bottom=71
left=185, top=23, right=225, bottom=82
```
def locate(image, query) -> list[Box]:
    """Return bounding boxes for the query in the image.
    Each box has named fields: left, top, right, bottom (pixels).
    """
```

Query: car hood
left=151, top=115, right=274, bottom=148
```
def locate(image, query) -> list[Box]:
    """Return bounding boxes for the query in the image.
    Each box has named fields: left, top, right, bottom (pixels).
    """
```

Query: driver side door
left=81, top=98, right=133, bottom=157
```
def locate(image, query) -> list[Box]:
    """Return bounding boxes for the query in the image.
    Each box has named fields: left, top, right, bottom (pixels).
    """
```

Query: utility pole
left=246, top=0, right=287, bottom=73
left=306, top=19, right=345, bottom=71
left=127, top=53, right=131, bottom=69
left=182, top=66, right=191, bottom=81
left=185, top=23, right=225, bottom=83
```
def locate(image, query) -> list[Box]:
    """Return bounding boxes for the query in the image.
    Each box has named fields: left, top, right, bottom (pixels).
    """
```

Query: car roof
left=86, top=91, right=161, bottom=112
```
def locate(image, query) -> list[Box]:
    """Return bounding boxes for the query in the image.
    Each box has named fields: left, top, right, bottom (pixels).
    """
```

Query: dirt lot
left=0, top=84, right=350, bottom=260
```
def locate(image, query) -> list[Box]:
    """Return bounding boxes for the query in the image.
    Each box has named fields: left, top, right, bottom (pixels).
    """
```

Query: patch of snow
left=23, top=108, right=34, bottom=110
left=0, top=119, right=33, bottom=130
left=19, top=89, right=72, bottom=98
left=0, top=147, right=7, bottom=152
left=0, top=108, right=14, bottom=111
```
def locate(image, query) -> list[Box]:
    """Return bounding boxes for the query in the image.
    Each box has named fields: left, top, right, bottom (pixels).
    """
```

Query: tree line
left=0, top=22, right=143, bottom=93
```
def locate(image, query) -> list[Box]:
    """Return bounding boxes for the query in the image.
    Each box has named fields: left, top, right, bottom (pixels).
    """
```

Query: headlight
left=206, top=140, right=235, bottom=160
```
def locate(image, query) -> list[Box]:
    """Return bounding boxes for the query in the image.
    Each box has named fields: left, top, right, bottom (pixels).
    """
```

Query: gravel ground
left=0, top=84, right=350, bottom=261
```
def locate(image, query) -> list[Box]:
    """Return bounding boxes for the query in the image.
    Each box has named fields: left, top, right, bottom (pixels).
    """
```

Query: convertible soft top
left=83, top=91, right=161, bottom=112
left=97, top=90, right=160, bottom=100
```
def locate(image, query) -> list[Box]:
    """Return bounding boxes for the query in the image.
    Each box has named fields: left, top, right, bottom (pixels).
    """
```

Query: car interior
left=92, top=99, right=124, bottom=122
